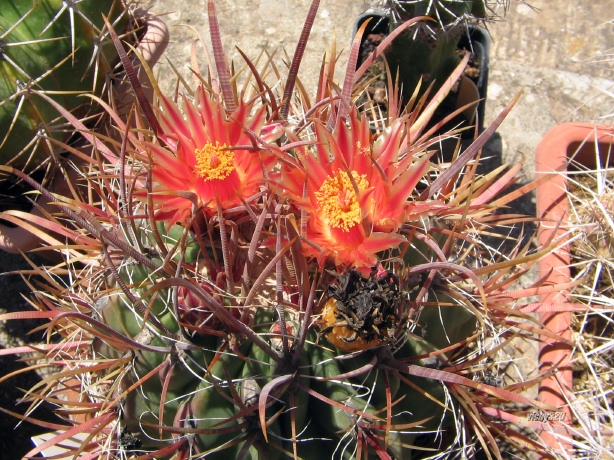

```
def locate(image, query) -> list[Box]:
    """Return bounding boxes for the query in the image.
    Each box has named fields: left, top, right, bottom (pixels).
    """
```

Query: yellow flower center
left=315, top=170, right=369, bottom=231
left=193, top=142, right=234, bottom=181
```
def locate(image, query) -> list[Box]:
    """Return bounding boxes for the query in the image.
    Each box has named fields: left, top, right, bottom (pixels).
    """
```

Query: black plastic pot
left=354, top=12, right=490, bottom=137
left=458, top=25, right=490, bottom=131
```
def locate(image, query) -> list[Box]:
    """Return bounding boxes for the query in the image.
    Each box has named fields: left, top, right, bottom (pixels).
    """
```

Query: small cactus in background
left=374, top=0, right=490, bottom=96
left=0, top=0, right=130, bottom=184
left=356, top=0, right=509, bottom=134
left=0, top=1, right=577, bottom=458
left=385, top=0, right=488, bottom=30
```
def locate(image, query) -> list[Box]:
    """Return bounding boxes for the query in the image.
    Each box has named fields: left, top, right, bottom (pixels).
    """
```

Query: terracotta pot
left=0, top=12, right=169, bottom=254
left=535, top=122, right=614, bottom=454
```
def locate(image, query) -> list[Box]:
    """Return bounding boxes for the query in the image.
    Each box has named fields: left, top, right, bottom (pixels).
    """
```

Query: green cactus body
left=384, top=31, right=460, bottom=101
left=112, top=223, right=202, bottom=331
left=0, top=0, right=128, bottom=175
left=122, top=377, right=188, bottom=447
left=189, top=341, right=285, bottom=460
left=337, top=349, right=401, bottom=407
left=101, top=286, right=176, bottom=334
left=240, top=357, right=285, bottom=459
left=149, top=222, right=201, bottom=264
left=190, top=385, right=244, bottom=458
left=278, top=356, right=310, bottom=451
left=101, top=294, right=149, bottom=338
left=308, top=344, right=380, bottom=441
left=419, top=290, right=478, bottom=350
left=393, top=370, right=455, bottom=433
left=135, top=341, right=201, bottom=392
left=395, top=335, right=459, bottom=430
left=95, top=236, right=480, bottom=459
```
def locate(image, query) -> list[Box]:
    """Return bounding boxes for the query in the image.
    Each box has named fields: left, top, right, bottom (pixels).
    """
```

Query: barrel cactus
left=0, top=1, right=571, bottom=459
left=0, top=0, right=131, bottom=184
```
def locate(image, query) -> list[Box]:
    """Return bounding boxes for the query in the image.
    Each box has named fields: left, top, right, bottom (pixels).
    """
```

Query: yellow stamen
left=193, top=141, right=234, bottom=181
left=315, top=170, right=369, bottom=231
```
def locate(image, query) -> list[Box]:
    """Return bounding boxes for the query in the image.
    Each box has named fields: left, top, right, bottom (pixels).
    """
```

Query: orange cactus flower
left=144, top=85, right=279, bottom=225
left=282, top=110, right=431, bottom=269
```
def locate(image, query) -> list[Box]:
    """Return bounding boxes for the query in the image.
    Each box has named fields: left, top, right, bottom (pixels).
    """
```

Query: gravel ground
left=1, top=1, right=612, bottom=458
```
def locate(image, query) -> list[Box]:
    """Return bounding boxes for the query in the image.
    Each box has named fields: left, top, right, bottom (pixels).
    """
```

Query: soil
left=0, top=253, right=64, bottom=459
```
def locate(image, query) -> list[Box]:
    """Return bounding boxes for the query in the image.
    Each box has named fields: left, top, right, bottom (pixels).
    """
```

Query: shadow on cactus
left=0, top=1, right=579, bottom=459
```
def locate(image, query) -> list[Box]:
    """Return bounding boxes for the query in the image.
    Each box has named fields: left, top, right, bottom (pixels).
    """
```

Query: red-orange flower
left=281, top=110, right=431, bottom=269
left=143, top=85, right=278, bottom=225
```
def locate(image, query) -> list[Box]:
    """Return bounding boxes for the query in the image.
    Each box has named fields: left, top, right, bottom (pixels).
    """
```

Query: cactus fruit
left=0, top=0, right=129, bottom=180
left=0, top=1, right=571, bottom=459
